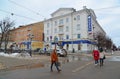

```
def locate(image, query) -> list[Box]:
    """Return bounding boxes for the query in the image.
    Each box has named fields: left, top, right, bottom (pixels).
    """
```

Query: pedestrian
left=99, top=48, right=105, bottom=67
left=44, top=48, right=46, bottom=54
left=29, top=49, right=32, bottom=57
left=50, top=49, right=61, bottom=72
left=92, top=47, right=100, bottom=65
left=10, top=44, right=13, bottom=53
left=72, top=48, right=75, bottom=53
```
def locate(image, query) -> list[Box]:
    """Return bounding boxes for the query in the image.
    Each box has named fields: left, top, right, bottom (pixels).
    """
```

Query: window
left=54, top=28, right=57, bottom=33
left=74, top=17, right=76, bottom=20
left=66, top=26, right=69, bottom=32
left=47, top=23, right=50, bottom=28
left=28, top=27, right=31, bottom=31
left=77, top=15, right=80, bottom=20
left=59, top=35, right=63, bottom=40
left=54, top=21, right=57, bottom=26
left=66, top=18, right=69, bottom=23
left=59, top=19, right=64, bottom=25
left=77, top=34, right=81, bottom=38
left=47, top=37, right=49, bottom=41
left=47, top=30, right=49, bottom=34
left=77, top=24, right=80, bottom=30
left=66, top=35, right=69, bottom=39
left=59, top=27, right=63, bottom=32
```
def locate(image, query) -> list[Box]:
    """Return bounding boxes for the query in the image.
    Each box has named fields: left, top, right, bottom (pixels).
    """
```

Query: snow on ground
left=0, top=52, right=30, bottom=57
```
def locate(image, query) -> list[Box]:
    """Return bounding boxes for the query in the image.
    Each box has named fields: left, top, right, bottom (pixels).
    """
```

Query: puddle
left=1, top=55, right=120, bottom=74
left=43, top=55, right=93, bottom=68
left=61, top=55, right=93, bottom=63
left=0, top=55, right=93, bottom=71
left=108, top=56, right=120, bottom=61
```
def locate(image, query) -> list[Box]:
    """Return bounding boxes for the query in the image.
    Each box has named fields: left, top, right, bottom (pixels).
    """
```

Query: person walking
left=92, top=47, right=100, bottom=65
left=99, top=48, right=105, bottom=67
left=50, top=49, right=61, bottom=72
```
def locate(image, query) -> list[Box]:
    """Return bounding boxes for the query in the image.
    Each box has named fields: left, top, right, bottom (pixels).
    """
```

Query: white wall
left=44, top=8, right=105, bottom=52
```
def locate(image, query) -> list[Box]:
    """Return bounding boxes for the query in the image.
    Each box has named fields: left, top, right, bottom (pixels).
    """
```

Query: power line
left=8, top=0, right=45, bottom=18
left=94, top=5, right=120, bottom=11
left=0, top=9, right=37, bottom=21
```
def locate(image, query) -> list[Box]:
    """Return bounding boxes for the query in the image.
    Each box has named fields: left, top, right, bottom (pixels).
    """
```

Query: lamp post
left=50, top=36, right=52, bottom=50
left=28, top=33, right=34, bottom=57
left=93, top=26, right=97, bottom=48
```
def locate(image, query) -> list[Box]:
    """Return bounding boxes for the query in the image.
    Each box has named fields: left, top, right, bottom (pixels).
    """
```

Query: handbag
left=103, top=55, right=106, bottom=59
left=57, top=62, right=61, bottom=66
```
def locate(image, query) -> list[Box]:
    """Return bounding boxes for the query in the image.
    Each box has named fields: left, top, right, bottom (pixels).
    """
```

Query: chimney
left=83, top=6, right=87, bottom=9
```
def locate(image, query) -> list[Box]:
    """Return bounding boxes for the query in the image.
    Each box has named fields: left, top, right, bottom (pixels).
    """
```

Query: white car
left=57, top=49, right=67, bottom=57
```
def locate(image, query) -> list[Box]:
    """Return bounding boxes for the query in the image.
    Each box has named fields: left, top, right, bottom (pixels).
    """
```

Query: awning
left=51, top=40, right=96, bottom=46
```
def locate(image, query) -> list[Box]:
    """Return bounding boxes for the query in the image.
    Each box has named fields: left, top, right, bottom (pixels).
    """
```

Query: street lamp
left=54, top=36, right=58, bottom=50
left=28, top=33, right=34, bottom=57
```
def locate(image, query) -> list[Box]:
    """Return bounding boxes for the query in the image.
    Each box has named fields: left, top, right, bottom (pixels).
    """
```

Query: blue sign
left=88, top=15, right=92, bottom=32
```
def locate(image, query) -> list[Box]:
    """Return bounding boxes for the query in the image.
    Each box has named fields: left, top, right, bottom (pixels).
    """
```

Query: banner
left=88, top=15, right=92, bottom=33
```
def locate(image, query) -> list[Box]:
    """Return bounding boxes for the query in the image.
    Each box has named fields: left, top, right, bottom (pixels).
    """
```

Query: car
left=45, top=49, right=53, bottom=56
left=57, top=49, right=67, bottom=57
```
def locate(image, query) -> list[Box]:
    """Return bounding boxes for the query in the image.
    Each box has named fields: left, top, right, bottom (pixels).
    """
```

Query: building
left=44, top=6, right=106, bottom=52
left=10, top=21, right=44, bottom=50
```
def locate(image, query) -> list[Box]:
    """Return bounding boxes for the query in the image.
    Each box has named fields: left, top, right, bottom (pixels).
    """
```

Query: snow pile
left=0, top=52, right=10, bottom=57
left=0, top=52, right=30, bottom=57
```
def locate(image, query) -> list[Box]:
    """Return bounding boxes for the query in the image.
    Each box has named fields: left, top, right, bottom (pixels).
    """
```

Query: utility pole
left=27, top=28, right=34, bottom=57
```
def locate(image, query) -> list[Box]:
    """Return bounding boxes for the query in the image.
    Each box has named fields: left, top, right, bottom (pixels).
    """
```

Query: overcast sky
left=0, top=0, right=120, bottom=47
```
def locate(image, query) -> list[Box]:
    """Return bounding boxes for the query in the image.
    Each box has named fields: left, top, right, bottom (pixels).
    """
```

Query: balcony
left=58, top=31, right=64, bottom=34
left=58, top=25, right=64, bottom=27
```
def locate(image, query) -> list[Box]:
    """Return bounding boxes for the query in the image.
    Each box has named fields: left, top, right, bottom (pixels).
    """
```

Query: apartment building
left=44, top=6, right=106, bottom=52
left=10, top=21, right=44, bottom=50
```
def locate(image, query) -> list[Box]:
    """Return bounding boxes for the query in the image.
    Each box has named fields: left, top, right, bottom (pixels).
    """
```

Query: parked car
left=46, top=49, right=53, bottom=56
left=57, top=49, right=67, bottom=57
left=34, top=48, right=41, bottom=52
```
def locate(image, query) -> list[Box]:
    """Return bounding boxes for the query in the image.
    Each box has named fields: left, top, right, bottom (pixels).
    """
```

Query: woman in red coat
left=92, top=48, right=100, bottom=65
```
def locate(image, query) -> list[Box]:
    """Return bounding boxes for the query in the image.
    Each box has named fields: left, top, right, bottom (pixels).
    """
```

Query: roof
left=51, top=8, right=76, bottom=17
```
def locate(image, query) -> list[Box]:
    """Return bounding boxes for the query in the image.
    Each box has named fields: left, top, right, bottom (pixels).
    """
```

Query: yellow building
left=10, top=21, right=44, bottom=50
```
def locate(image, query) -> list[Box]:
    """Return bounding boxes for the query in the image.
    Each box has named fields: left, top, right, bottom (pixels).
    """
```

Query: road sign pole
left=54, top=36, right=58, bottom=50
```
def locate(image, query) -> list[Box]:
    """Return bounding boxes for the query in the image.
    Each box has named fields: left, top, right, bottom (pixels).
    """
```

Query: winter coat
left=100, top=52, right=105, bottom=58
left=51, top=49, right=58, bottom=62
left=93, top=50, right=100, bottom=60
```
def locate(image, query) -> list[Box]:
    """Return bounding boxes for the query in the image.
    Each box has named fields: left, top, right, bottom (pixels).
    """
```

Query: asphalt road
left=0, top=51, right=120, bottom=79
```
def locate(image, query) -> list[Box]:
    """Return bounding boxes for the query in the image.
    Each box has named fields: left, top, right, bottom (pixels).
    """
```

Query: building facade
left=10, top=21, right=44, bottom=50
left=44, top=6, right=106, bottom=52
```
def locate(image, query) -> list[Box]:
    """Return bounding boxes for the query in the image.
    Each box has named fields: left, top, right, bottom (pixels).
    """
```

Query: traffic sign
left=54, top=36, right=58, bottom=43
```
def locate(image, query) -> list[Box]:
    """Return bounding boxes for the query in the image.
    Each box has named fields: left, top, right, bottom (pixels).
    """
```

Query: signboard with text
left=88, top=15, right=92, bottom=33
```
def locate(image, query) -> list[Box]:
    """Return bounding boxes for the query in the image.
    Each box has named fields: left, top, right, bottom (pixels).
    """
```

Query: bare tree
left=95, top=32, right=106, bottom=48
left=95, top=32, right=114, bottom=50
left=0, top=18, right=14, bottom=53
left=105, top=36, right=112, bottom=49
